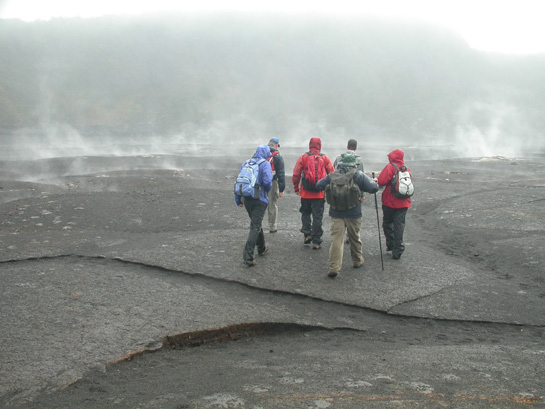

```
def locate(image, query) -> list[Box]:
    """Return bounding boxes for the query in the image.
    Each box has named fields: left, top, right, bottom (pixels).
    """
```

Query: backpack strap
left=268, top=150, right=279, bottom=163
left=390, top=162, right=408, bottom=171
left=388, top=163, right=399, bottom=189
left=268, top=151, right=278, bottom=175
left=248, top=158, right=265, bottom=164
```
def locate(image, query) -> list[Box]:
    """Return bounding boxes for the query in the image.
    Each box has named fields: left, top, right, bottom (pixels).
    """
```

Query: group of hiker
left=234, top=137, right=413, bottom=277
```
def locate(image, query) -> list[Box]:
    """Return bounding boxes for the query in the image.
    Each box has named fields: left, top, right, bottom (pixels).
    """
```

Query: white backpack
left=390, top=163, right=414, bottom=198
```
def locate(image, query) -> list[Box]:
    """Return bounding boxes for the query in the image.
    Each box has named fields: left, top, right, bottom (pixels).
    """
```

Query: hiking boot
left=312, top=243, right=321, bottom=250
left=304, top=235, right=312, bottom=244
left=244, top=259, right=257, bottom=267
left=269, top=229, right=277, bottom=233
left=327, top=271, right=338, bottom=278
left=392, top=254, right=401, bottom=260
left=353, top=258, right=365, bottom=268
left=258, top=246, right=269, bottom=256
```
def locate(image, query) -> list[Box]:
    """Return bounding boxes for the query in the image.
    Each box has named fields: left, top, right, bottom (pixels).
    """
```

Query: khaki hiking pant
left=267, top=179, right=279, bottom=231
left=329, top=216, right=364, bottom=273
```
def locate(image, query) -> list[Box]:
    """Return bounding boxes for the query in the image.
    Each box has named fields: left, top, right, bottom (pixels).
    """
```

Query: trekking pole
left=372, top=172, right=384, bottom=271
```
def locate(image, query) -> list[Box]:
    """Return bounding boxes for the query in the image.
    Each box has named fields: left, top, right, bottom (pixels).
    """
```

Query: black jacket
left=269, top=147, right=286, bottom=193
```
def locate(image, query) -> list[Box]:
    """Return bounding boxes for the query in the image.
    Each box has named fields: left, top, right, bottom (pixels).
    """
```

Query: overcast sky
left=1, top=0, right=544, bottom=55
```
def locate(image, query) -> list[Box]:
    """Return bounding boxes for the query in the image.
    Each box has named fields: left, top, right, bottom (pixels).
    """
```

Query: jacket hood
left=254, top=144, right=272, bottom=161
left=388, top=149, right=405, bottom=166
left=338, top=152, right=357, bottom=168
left=309, top=137, right=321, bottom=153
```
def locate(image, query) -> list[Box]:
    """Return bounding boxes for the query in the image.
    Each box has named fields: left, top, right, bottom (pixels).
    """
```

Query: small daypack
left=234, top=158, right=265, bottom=198
left=302, top=152, right=326, bottom=192
left=390, top=163, right=414, bottom=198
left=268, top=150, right=278, bottom=176
left=325, top=170, right=361, bottom=211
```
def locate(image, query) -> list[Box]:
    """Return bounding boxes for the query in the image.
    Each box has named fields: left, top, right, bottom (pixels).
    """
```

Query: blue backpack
left=234, top=158, right=265, bottom=198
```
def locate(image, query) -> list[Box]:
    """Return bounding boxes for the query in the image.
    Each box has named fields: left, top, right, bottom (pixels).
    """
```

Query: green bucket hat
left=339, top=152, right=357, bottom=168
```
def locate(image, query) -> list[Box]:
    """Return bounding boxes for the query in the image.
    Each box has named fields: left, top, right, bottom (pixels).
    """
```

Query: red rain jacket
left=377, top=149, right=412, bottom=209
left=292, top=137, right=335, bottom=199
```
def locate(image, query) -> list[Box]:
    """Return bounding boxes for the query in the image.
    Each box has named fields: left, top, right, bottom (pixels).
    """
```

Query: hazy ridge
left=1, top=14, right=544, bottom=154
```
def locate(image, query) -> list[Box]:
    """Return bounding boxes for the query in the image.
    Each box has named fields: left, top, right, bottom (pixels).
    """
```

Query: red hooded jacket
left=377, top=149, right=412, bottom=209
left=292, top=137, right=335, bottom=199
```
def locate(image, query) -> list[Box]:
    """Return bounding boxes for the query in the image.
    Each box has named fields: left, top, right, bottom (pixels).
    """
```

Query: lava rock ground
left=1, top=146, right=544, bottom=408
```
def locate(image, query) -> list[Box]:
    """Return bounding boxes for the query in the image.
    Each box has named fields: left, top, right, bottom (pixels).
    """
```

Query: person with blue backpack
left=234, top=145, right=273, bottom=267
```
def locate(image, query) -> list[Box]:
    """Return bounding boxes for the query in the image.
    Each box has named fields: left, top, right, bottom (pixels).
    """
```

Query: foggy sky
left=0, top=14, right=544, bottom=161
left=1, top=0, right=545, bottom=55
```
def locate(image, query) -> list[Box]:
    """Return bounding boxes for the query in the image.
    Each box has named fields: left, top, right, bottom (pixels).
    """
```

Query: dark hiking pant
left=243, top=197, right=267, bottom=262
left=382, top=205, right=408, bottom=258
left=299, top=198, right=325, bottom=245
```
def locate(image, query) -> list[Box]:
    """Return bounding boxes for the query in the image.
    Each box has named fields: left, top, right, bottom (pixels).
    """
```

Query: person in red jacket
left=292, top=137, right=335, bottom=249
left=375, top=149, right=412, bottom=260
